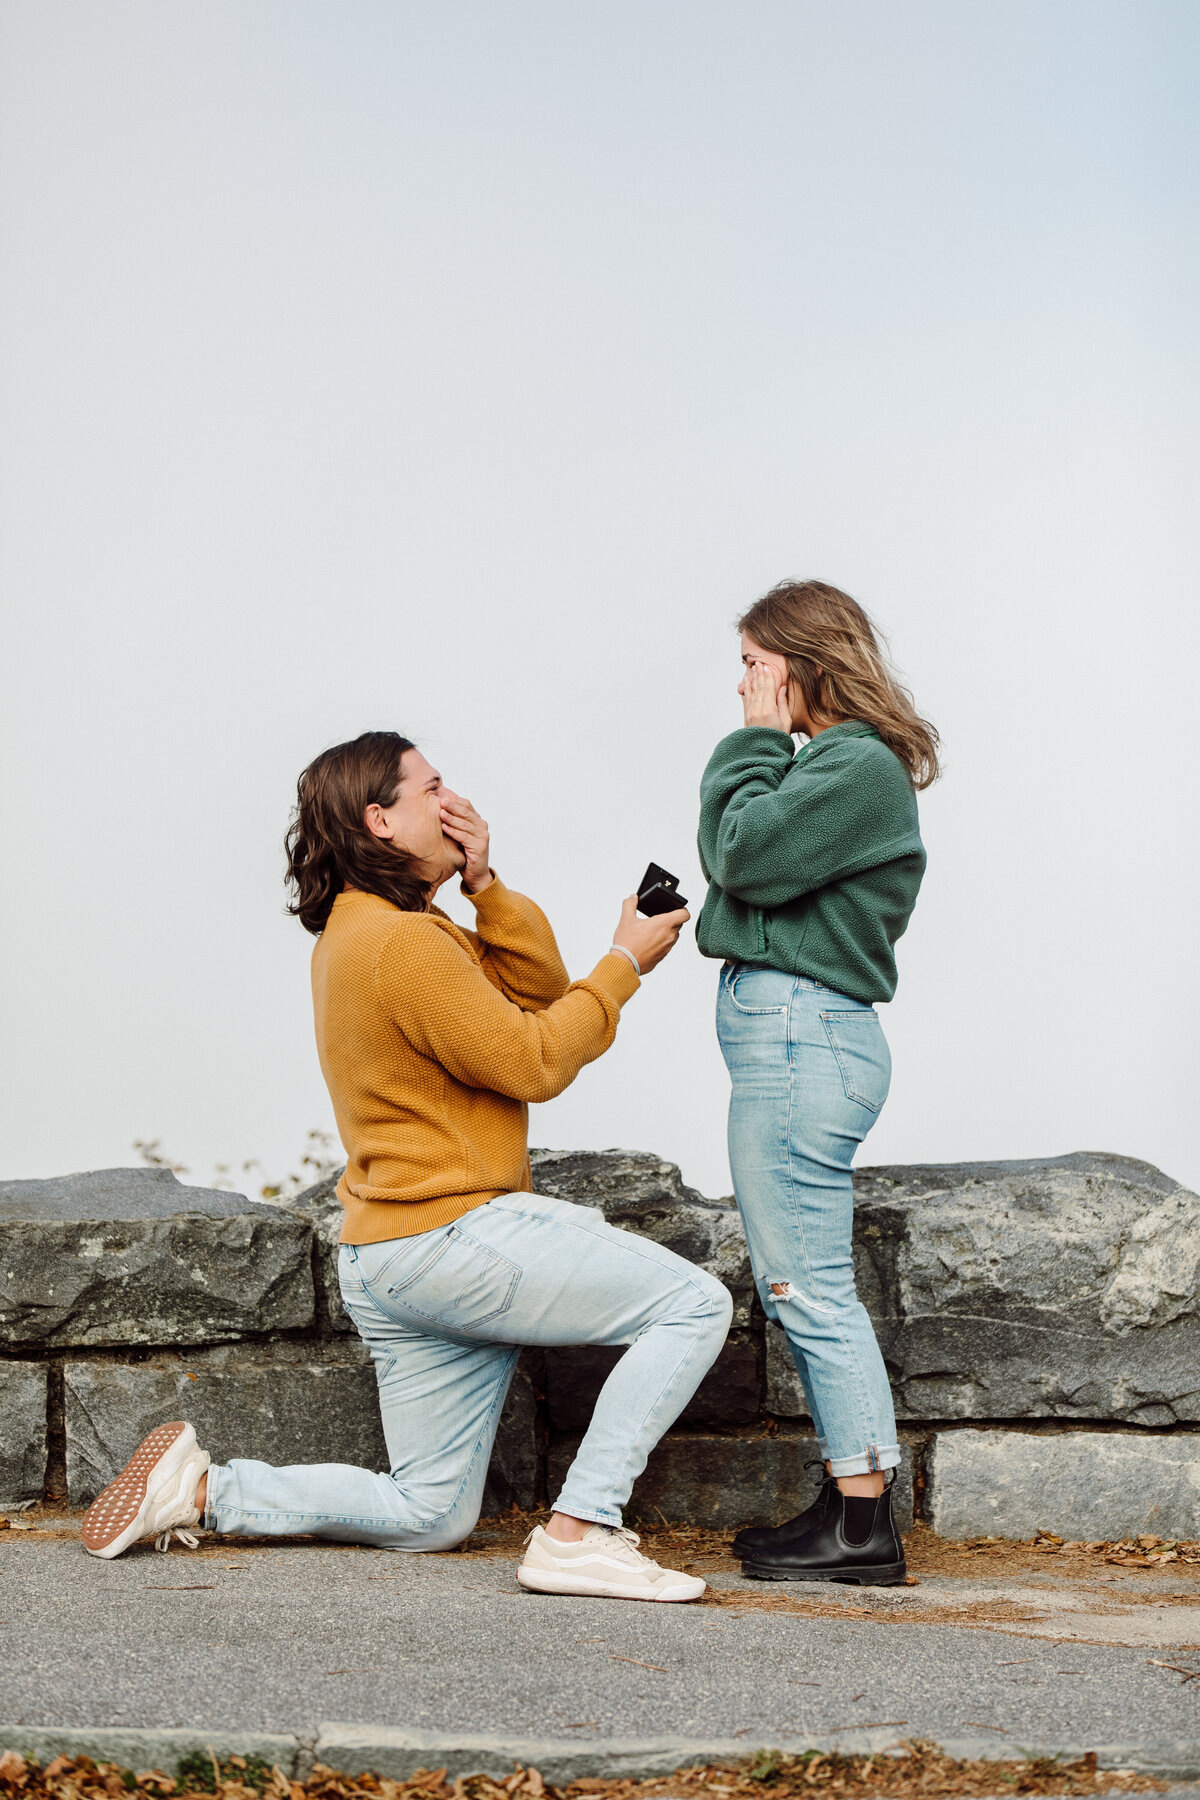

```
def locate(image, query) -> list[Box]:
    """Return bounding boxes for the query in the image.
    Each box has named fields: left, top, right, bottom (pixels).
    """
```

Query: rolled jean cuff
left=550, top=1488, right=622, bottom=1529
left=826, top=1444, right=901, bottom=1478
left=203, top=1464, right=224, bottom=1532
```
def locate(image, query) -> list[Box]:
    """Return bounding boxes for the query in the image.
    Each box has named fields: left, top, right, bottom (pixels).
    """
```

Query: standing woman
left=697, top=580, right=939, bottom=1585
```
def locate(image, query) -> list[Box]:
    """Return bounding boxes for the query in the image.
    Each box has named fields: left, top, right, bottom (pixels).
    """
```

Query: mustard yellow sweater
left=311, top=875, right=640, bottom=1244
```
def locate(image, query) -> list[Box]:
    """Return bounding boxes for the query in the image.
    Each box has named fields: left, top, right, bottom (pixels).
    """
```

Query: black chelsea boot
left=731, top=1470, right=837, bottom=1559
left=740, top=1473, right=906, bottom=1586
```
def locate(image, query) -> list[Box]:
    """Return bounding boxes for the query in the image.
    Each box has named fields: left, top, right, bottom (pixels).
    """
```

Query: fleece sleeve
left=374, top=920, right=639, bottom=1104
left=698, top=729, right=908, bottom=907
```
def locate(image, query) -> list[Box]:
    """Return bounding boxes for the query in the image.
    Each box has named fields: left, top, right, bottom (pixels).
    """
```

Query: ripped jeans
left=716, top=963, right=901, bottom=1478
left=204, top=1189, right=731, bottom=1548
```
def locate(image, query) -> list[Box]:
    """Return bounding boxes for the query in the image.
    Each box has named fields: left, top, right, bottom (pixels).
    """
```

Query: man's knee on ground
left=380, top=1513, right=478, bottom=1554
left=379, top=1485, right=482, bottom=1554
left=399, top=1514, right=477, bottom=1554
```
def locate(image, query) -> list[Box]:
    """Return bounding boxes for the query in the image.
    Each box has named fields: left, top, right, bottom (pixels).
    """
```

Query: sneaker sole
left=81, top=1421, right=196, bottom=1560
left=516, top=1564, right=706, bottom=1603
left=741, top=1558, right=907, bottom=1587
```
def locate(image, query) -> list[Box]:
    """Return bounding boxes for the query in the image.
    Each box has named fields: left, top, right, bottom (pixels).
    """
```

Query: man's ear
left=364, top=802, right=392, bottom=842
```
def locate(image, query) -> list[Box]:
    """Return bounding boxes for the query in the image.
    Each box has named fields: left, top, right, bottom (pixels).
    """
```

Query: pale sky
left=3, top=1, right=1198, bottom=1201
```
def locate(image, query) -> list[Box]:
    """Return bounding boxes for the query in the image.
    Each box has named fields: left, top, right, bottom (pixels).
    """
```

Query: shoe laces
left=602, top=1526, right=664, bottom=1571
left=154, top=1527, right=200, bottom=1553
left=528, top=1524, right=665, bottom=1571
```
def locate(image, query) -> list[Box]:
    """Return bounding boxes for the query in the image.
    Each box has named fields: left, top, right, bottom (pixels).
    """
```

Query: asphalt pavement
left=4, top=1518, right=1200, bottom=1783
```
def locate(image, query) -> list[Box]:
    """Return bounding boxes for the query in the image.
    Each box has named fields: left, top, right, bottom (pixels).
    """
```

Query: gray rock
left=0, top=1167, right=316, bottom=1349
left=62, top=1339, right=540, bottom=1515
left=0, top=1166, right=287, bottom=1223
left=530, top=1148, right=755, bottom=1326
left=63, top=1342, right=385, bottom=1504
left=286, top=1172, right=356, bottom=1333
left=548, top=1430, right=914, bottom=1532
left=855, top=1153, right=1200, bottom=1424
left=764, top=1320, right=809, bottom=1417
left=926, top=1428, right=1200, bottom=1541
left=759, top=1153, right=1200, bottom=1430
left=0, top=1361, right=48, bottom=1504
left=544, top=1332, right=761, bottom=1434
left=481, top=1351, right=542, bottom=1514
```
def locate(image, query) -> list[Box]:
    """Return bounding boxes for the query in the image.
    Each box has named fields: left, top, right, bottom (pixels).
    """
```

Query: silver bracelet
left=608, top=943, right=642, bottom=977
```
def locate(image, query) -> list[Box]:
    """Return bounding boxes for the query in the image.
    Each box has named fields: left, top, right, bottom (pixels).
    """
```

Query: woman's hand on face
left=741, top=659, right=792, bottom=733
left=611, top=894, right=690, bottom=975
left=439, top=791, right=493, bottom=893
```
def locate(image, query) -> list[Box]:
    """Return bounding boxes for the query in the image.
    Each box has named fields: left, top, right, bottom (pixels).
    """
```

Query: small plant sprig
left=133, top=1128, right=342, bottom=1202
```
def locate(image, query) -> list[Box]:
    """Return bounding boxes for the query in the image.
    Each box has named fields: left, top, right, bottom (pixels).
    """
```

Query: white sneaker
left=516, top=1523, right=706, bottom=1602
left=81, top=1421, right=211, bottom=1560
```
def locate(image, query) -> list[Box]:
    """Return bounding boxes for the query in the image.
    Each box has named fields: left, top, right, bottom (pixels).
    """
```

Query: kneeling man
left=82, top=730, right=730, bottom=1602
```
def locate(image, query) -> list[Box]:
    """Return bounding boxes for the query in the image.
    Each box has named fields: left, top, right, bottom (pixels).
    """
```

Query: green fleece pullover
left=696, top=721, right=926, bottom=1004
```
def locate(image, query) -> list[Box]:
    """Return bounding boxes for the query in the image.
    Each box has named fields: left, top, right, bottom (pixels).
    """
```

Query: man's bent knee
left=398, top=1515, right=476, bottom=1554
left=380, top=1511, right=478, bottom=1553
left=378, top=1484, right=482, bottom=1554
left=691, top=1275, right=734, bottom=1338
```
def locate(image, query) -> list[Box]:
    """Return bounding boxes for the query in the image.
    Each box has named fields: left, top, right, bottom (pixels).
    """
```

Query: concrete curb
left=3, top=1724, right=1200, bottom=1784
left=313, top=1727, right=1200, bottom=1783
left=0, top=1729, right=302, bottom=1774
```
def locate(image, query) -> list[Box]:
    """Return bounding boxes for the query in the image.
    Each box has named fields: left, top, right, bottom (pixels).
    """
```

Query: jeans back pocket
left=386, top=1223, right=521, bottom=1334
left=820, top=1008, right=892, bottom=1112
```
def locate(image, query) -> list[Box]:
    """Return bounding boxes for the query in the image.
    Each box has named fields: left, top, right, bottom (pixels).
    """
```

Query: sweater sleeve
left=458, top=874, right=570, bottom=1011
left=699, top=729, right=906, bottom=906
left=375, top=921, right=640, bottom=1103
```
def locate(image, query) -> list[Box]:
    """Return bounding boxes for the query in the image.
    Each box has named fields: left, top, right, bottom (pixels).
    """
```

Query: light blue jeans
left=716, top=962, right=901, bottom=1478
left=204, top=1189, right=731, bottom=1548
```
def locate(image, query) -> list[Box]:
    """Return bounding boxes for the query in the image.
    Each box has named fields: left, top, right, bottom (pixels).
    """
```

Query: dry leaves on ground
left=460, top=1512, right=1200, bottom=1588
left=0, top=1748, right=1166, bottom=1800
left=937, top=1529, right=1200, bottom=1571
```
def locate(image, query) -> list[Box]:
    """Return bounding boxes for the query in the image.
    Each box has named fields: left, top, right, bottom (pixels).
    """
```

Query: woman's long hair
left=738, top=580, right=940, bottom=789
left=285, top=730, right=429, bottom=934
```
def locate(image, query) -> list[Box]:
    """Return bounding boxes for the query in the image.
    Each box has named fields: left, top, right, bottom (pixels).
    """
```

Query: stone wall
left=3, top=1150, right=1198, bottom=1540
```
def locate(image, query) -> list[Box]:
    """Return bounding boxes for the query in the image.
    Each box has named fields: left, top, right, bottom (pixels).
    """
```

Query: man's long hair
left=285, top=730, right=428, bottom=934
left=739, top=580, right=941, bottom=789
